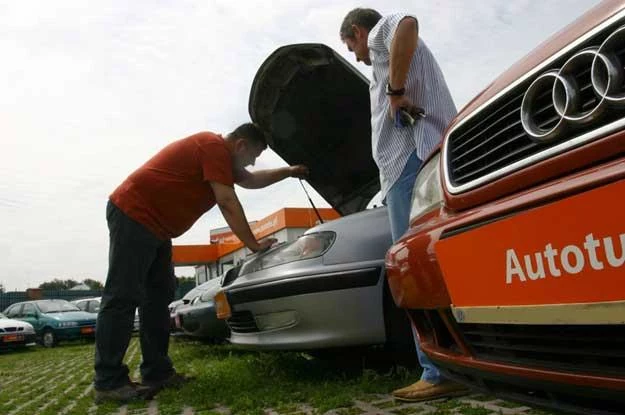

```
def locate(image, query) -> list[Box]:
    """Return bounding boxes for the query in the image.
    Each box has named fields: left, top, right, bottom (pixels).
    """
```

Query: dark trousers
left=94, top=200, right=177, bottom=390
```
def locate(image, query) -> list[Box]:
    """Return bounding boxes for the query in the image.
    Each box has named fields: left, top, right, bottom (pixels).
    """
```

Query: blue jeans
left=385, top=151, right=442, bottom=384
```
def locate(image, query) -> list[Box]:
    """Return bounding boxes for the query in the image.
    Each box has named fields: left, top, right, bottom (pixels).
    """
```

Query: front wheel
left=42, top=329, right=57, bottom=348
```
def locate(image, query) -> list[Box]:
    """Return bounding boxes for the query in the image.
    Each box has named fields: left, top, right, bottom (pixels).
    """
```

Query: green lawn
left=0, top=337, right=419, bottom=415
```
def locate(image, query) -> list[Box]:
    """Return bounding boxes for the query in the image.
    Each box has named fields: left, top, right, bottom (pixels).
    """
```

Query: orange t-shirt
left=110, top=132, right=234, bottom=240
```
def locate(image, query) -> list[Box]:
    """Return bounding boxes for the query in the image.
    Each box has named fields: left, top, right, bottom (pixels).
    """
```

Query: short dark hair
left=340, top=8, right=382, bottom=39
left=227, top=123, right=267, bottom=149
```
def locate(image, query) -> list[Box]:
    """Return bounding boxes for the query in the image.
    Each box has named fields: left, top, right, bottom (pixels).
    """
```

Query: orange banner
left=435, top=179, right=625, bottom=307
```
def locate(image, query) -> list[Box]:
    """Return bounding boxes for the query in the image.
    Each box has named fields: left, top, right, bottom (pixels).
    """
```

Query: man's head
left=226, top=123, right=267, bottom=169
left=339, top=8, right=382, bottom=66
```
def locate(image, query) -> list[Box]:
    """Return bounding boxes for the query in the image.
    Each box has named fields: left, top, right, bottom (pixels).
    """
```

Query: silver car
left=217, top=44, right=412, bottom=353
left=73, top=296, right=140, bottom=332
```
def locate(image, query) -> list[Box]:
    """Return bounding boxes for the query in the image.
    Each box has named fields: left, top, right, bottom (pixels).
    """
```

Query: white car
left=73, top=297, right=140, bottom=331
left=0, top=312, right=37, bottom=349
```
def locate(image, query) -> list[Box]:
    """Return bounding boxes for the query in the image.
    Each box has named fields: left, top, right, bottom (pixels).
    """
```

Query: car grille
left=445, top=15, right=625, bottom=192
left=460, top=323, right=625, bottom=377
left=0, top=327, right=24, bottom=333
left=227, top=311, right=259, bottom=333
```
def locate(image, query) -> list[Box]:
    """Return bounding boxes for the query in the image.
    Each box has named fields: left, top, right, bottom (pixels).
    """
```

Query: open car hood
left=249, top=43, right=378, bottom=216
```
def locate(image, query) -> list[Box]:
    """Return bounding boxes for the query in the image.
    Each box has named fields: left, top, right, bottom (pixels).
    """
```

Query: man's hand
left=289, top=165, right=309, bottom=179
left=389, top=95, right=414, bottom=119
left=253, top=238, right=278, bottom=253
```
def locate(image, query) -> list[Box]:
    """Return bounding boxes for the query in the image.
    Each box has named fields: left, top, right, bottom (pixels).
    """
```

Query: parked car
left=385, top=2, right=625, bottom=413
left=214, top=43, right=413, bottom=355
left=72, top=297, right=101, bottom=314
left=174, top=278, right=228, bottom=340
left=169, top=280, right=217, bottom=332
left=0, top=312, right=37, bottom=349
left=73, top=297, right=140, bottom=331
left=3, top=299, right=97, bottom=347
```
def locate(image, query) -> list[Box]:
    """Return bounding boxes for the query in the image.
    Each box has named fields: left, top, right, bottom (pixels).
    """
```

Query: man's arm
left=235, top=165, right=309, bottom=189
left=210, top=181, right=271, bottom=252
left=388, top=16, right=419, bottom=91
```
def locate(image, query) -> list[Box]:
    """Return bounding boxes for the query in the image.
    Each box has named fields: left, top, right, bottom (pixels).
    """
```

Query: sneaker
left=142, top=372, right=193, bottom=392
left=94, top=382, right=153, bottom=404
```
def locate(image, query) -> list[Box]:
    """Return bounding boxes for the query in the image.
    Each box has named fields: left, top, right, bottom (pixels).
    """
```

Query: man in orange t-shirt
left=94, top=123, right=308, bottom=402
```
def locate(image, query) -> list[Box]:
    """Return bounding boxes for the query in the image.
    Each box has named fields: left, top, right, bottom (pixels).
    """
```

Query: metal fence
left=1, top=282, right=196, bottom=312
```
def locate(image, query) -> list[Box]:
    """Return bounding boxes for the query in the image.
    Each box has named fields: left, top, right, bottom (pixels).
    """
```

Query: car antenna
left=298, top=179, right=324, bottom=224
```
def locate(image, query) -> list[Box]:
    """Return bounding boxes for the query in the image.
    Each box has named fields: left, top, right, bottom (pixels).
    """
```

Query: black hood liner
left=249, top=43, right=379, bottom=216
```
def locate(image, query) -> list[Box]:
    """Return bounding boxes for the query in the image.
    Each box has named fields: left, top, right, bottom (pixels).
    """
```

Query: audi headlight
left=409, top=153, right=443, bottom=222
left=240, top=232, right=335, bottom=276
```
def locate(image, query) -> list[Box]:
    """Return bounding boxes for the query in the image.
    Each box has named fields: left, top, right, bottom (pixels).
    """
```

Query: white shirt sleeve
left=368, top=13, right=419, bottom=54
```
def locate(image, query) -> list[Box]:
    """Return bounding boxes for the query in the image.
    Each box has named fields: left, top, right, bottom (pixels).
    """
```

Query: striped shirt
left=368, top=13, right=457, bottom=199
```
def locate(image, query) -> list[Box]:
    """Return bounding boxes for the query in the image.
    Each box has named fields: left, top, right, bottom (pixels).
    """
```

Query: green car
left=3, top=299, right=97, bottom=347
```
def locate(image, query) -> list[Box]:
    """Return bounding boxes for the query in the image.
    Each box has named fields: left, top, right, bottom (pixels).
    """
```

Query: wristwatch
left=386, top=83, right=405, bottom=96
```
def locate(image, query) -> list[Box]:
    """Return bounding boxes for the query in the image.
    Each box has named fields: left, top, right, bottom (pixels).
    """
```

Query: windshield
left=37, top=301, right=80, bottom=313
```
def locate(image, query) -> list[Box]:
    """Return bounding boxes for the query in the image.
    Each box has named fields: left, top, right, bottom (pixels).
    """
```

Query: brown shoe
left=392, top=380, right=468, bottom=402
left=94, top=382, right=153, bottom=404
left=142, top=372, right=193, bottom=392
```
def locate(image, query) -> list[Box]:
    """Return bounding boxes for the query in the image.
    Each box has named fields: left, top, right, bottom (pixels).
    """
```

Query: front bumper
left=54, top=325, right=96, bottom=340
left=0, top=332, right=37, bottom=347
left=386, top=158, right=625, bottom=412
left=224, top=266, right=386, bottom=349
left=177, top=303, right=228, bottom=339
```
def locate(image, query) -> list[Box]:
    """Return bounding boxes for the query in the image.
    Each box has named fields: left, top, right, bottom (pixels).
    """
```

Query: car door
left=20, top=304, right=41, bottom=332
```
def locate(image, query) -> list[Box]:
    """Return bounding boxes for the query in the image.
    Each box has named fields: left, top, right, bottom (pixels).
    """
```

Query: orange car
left=385, top=1, right=625, bottom=413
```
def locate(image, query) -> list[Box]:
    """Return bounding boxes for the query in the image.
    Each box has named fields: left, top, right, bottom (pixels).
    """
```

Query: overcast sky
left=1, top=0, right=601, bottom=291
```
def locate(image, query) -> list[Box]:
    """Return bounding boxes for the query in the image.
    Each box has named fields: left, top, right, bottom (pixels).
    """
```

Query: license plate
left=214, top=290, right=232, bottom=319
left=3, top=334, right=23, bottom=343
left=80, top=327, right=95, bottom=334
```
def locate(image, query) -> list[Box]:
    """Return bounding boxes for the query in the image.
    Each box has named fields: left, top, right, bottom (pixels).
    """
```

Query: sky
left=0, top=0, right=602, bottom=291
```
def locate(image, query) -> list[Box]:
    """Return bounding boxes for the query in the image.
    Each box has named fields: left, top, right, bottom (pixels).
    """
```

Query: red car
left=385, top=1, right=625, bottom=414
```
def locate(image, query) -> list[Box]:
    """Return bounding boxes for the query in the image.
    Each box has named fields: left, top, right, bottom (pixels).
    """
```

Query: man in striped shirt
left=340, top=8, right=466, bottom=402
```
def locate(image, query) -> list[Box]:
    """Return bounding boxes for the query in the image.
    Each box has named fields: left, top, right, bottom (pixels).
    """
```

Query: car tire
left=42, top=329, right=57, bottom=348
left=382, top=279, right=417, bottom=368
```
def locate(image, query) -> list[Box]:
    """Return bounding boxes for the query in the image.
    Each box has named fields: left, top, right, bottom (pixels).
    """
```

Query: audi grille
left=443, top=13, right=625, bottom=194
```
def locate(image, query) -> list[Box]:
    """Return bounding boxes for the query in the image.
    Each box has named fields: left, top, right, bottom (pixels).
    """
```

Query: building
left=172, top=207, right=340, bottom=285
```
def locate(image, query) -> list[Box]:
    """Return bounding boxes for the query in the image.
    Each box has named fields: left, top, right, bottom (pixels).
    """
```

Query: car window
left=88, top=300, right=100, bottom=313
left=22, top=304, right=36, bottom=317
left=6, top=304, right=21, bottom=318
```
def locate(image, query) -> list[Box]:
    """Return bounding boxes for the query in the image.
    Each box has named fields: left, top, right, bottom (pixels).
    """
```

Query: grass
left=0, top=337, right=567, bottom=415
left=0, top=337, right=418, bottom=415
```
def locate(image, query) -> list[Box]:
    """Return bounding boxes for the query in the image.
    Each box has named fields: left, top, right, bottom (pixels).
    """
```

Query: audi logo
left=521, top=25, right=625, bottom=142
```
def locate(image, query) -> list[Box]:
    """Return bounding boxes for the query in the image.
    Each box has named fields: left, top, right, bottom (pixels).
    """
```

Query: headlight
left=239, top=232, right=335, bottom=276
left=199, top=291, right=214, bottom=304
left=409, top=153, right=443, bottom=222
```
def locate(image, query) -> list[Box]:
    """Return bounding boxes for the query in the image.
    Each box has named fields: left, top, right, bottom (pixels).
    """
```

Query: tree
left=177, top=276, right=195, bottom=285
left=82, top=279, right=104, bottom=290
left=39, top=278, right=74, bottom=290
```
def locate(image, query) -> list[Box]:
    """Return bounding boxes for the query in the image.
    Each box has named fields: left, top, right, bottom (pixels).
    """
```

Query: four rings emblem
left=521, top=25, right=625, bottom=142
